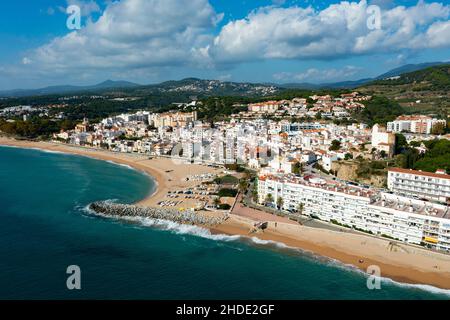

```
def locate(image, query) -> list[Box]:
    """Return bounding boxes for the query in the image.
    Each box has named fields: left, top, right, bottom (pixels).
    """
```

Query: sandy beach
left=1, top=136, right=450, bottom=291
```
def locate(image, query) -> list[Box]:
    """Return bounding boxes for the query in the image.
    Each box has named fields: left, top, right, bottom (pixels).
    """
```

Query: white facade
left=258, top=174, right=450, bottom=252
left=388, top=168, right=450, bottom=203
left=387, top=116, right=446, bottom=134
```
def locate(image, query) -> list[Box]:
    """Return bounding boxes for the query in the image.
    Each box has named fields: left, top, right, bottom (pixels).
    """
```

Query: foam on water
left=125, top=213, right=450, bottom=297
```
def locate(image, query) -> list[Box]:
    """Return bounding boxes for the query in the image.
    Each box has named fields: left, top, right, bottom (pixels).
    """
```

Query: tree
left=213, top=197, right=221, bottom=208
left=265, top=193, right=273, bottom=205
left=344, top=153, right=353, bottom=160
left=292, top=162, right=304, bottom=175
left=276, top=196, right=284, bottom=209
left=315, top=112, right=322, bottom=120
left=431, top=122, right=446, bottom=135
left=297, top=203, right=304, bottom=215
left=329, top=139, right=341, bottom=151
left=238, top=179, right=248, bottom=193
left=252, top=190, right=258, bottom=202
left=395, top=133, right=407, bottom=154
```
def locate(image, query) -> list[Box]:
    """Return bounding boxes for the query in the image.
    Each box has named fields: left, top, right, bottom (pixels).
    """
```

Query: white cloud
left=23, top=0, right=220, bottom=78
left=274, top=66, right=362, bottom=83
left=5, top=0, right=450, bottom=87
left=208, top=0, right=450, bottom=63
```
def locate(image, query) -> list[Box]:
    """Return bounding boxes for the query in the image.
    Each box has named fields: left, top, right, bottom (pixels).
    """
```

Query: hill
left=375, top=62, right=446, bottom=80
left=0, top=80, right=140, bottom=97
left=358, top=64, right=450, bottom=117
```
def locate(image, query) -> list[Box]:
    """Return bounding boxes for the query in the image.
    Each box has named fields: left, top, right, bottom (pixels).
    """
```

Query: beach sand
left=2, top=136, right=450, bottom=291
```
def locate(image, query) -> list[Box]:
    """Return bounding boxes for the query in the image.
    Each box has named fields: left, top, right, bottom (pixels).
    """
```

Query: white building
left=387, top=168, right=450, bottom=203
left=258, top=174, right=450, bottom=252
left=371, top=124, right=395, bottom=157
left=387, top=116, right=446, bottom=134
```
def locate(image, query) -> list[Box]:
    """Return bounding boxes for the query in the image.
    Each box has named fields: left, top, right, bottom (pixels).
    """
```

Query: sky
left=0, top=0, right=449, bottom=89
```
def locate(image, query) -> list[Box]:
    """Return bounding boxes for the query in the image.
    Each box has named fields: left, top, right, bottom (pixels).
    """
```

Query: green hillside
left=359, top=65, right=450, bottom=117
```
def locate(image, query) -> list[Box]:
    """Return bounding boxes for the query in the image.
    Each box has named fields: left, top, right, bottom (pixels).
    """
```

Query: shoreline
left=1, top=136, right=450, bottom=292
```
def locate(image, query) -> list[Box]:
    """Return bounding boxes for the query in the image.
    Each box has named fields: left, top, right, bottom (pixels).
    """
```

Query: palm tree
left=213, top=197, right=221, bottom=208
left=252, top=190, right=258, bottom=203
left=276, top=196, right=284, bottom=210
left=238, top=179, right=248, bottom=193
left=297, top=203, right=304, bottom=215
left=265, top=193, right=273, bottom=206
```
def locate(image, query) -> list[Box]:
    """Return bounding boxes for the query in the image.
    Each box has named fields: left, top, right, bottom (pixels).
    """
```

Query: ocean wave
left=325, top=258, right=450, bottom=297
left=105, top=160, right=135, bottom=171
left=136, top=216, right=242, bottom=242
left=0, top=144, right=67, bottom=154
left=82, top=204, right=450, bottom=297
left=31, top=148, right=69, bottom=155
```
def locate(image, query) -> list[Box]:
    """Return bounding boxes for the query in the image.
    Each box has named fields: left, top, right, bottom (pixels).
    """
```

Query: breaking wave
left=81, top=201, right=450, bottom=297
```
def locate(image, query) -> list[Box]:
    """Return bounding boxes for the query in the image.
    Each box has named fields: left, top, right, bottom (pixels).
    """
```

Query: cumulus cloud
left=274, top=66, right=362, bottom=83
left=208, top=0, right=450, bottom=63
left=7, top=0, right=450, bottom=86
left=22, top=0, right=220, bottom=77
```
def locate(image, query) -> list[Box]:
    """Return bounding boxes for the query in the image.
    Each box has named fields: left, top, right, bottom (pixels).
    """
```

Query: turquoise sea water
left=0, top=146, right=449, bottom=300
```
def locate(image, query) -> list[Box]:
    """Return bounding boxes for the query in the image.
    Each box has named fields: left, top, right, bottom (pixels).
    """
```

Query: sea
left=0, top=145, right=449, bottom=299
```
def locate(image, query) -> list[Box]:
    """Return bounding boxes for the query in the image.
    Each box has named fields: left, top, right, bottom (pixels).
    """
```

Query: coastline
left=1, top=136, right=450, bottom=292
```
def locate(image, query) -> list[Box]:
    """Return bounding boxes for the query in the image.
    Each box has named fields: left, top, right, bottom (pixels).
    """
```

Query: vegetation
left=214, top=175, right=239, bottom=185
left=353, top=96, right=404, bottom=126
left=329, top=139, right=341, bottom=151
left=359, top=65, right=450, bottom=116
left=217, top=188, right=238, bottom=198
left=394, top=139, right=450, bottom=173
left=217, top=203, right=231, bottom=210
left=355, top=159, right=389, bottom=179
left=0, top=118, right=77, bottom=139
left=276, top=196, right=284, bottom=209
left=292, top=162, right=304, bottom=175
left=413, top=139, right=450, bottom=173
left=373, top=64, right=450, bottom=90
left=265, top=193, right=274, bottom=205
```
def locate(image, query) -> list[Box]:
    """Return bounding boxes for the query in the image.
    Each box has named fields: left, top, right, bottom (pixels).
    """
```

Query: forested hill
left=370, top=64, right=450, bottom=90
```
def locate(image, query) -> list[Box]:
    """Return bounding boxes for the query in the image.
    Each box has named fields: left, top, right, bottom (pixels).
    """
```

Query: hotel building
left=387, top=115, right=446, bottom=134
left=257, top=174, right=450, bottom=252
left=387, top=168, right=450, bottom=204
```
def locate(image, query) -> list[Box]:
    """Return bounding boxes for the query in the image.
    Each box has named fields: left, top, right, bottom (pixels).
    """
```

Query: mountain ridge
left=1, top=62, right=448, bottom=98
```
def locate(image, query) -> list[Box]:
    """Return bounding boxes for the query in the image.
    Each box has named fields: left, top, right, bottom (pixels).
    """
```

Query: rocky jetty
left=89, top=201, right=228, bottom=226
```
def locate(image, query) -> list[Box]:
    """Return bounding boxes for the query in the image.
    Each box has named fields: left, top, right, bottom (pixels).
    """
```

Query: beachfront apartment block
left=387, top=168, right=450, bottom=204
left=387, top=115, right=446, bottom=134
left=257, top=174, right=450, bottom=252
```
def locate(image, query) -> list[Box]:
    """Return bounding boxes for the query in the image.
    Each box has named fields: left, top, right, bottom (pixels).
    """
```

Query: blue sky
left=0, top=0, right=449, bottom=89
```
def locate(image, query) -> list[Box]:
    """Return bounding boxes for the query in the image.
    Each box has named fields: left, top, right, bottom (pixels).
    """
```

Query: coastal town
left=6, top=92, right=439, bottom=254
left=4, top=0, right=450, bottom=304
left=1, top=89, right=450, bottom=289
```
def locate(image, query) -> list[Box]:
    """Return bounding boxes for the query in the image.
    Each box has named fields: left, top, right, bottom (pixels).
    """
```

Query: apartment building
left=258, top=174, right=450, bottom=251
left=148, top=111, right=197, bottom=128
left=247, top=101, right=280, bottom=113
left=387, top=168, right=450, bottom=203
left=387, top=115, right=446, bottom=134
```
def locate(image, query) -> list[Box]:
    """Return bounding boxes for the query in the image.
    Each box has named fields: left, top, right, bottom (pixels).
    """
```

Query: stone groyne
left=89, top=201, right=228, bottom=226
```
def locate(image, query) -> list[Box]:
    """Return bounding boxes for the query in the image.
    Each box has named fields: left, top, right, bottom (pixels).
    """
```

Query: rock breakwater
left=89, top=201, right=228, bottom=226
